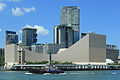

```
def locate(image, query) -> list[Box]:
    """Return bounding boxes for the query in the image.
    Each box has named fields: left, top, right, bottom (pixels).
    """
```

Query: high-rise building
left=54, top=25, right=74, bottom=48
left=22, top=28, right=37, bottom=47
left=6, top=31, right=18, bottom=45
left=60, top=6, right=80, bottom=43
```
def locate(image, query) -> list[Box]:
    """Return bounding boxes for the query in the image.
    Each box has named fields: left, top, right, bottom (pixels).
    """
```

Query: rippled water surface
left=0, top=70, right=120, bottom=80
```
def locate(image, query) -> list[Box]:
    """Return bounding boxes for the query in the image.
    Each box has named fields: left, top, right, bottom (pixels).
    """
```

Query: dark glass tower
left=22, top=28, right=37, bottom=47
left=54, top=25, right=74, bottom=48
left=6, top=31, right=18, bottom=45
left=60, top=6, right=80, bottom=43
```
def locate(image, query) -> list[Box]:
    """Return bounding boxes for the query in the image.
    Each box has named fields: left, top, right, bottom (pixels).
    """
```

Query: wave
left=112, top=73, right=117, bottom=75
left=25, top=73, right=33, bottom=75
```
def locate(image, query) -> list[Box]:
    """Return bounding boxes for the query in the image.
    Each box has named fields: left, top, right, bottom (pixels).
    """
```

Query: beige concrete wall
left=5, top=44, right=18, bottom=68
left=52, top=33, right=106, bottom=65
left=25, top=50, right=48, bottom=62
left=89, top=33, right=106, bottom=63
left=52, top=34, right=90, bottom=62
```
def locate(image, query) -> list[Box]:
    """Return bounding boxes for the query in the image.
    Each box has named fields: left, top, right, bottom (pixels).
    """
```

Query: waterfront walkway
left=11, top=64, right=120, bottom=71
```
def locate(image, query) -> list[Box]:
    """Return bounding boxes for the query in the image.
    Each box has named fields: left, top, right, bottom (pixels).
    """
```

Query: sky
left=0, top=0, right=120, bottom=49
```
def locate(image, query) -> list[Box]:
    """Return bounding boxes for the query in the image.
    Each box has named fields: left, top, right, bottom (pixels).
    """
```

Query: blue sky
left=0, top=0, right=120, bottom=49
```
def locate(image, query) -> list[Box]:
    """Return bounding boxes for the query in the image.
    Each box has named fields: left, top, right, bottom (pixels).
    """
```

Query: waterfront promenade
left=10, top=64, right=120, bottom=71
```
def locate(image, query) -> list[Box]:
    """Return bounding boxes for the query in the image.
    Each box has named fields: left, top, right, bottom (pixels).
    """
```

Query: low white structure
left=106, top=59, right=114, bottom=64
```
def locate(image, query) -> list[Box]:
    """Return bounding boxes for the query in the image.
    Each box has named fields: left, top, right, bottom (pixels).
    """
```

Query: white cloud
left=11, top=7, right=36, bottom=16
left=0, top=28, right=1, bottom=32
left=18, top=25, right=49, bottom=35
left=7, top=0, right=20, bottom=2
left=23, top=7, right=36, bottom=13
left=12, top=7, right=24, bottom=16
left=0, top=3, right=6, bottom=11
left=34, top=25, right=49, bottom=35
left=24, top=25, right=49, bottom=35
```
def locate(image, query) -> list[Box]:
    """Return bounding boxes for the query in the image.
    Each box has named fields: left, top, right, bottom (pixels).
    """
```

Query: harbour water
left=0, top=70, right=120, bottom=80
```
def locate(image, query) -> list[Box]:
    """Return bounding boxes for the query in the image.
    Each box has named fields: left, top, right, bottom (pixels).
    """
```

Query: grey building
left=31, top=44, right=44, bottom=53
left=106, top=44, right=119, bottom=63
left=61, top=6, right=80, bottom=43
left=6, top=31, right=18, bottom=45
left=22, top=28, right=37, bottom=47
left=31, top=43, right=60, bottom=54
left=54, top=25, right=74, bottom=48
left=43, top=44, right=60, bottom=54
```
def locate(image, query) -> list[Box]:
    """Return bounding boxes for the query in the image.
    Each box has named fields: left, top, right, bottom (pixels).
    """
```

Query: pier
left=11, top=64, right=120, bottom=71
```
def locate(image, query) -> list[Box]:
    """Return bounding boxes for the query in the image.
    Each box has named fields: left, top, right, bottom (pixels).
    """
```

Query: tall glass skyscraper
left=60, top=6, right=80, bottom=43
left=54, top=25, right=74, bottom=48
left=6, top=31, right=18, bottom=45
left=22, top=28, right=37, bottom=47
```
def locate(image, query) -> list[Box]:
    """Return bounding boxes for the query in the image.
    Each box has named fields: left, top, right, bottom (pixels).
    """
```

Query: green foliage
left=26, top=61, right=48, bottom=64
left=26, top=60, right=73, bottom=65
left=0, top=55, right=5, bottom=66
left=61, top=61, right=73, bottom=65
left=51, top=60, right=61, bottom=64
left=107, top=63, right=120, bottom=65
left=51, top=61, right=73, bottom=65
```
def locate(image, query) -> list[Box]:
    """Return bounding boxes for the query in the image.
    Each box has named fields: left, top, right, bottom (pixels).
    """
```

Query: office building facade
left=31, top=43, right=60, bottom=54
left=60, top=6, right=80, bottom=43
left=54, top=25, right=74, bottom=48
left=43, top=44, right=60, bottom=54
left=106, top=44, right=119, bottom=63
left=31, top=44, right=44, bottom=53
left=6, top=31, right=18, bottom=45
left=22, top=28, right=37, bottom=47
